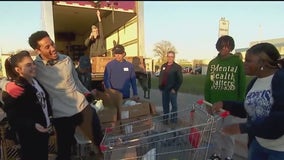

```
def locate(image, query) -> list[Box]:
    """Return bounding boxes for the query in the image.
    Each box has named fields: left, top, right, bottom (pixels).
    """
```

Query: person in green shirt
left=205, top=35, right=246, bottom=160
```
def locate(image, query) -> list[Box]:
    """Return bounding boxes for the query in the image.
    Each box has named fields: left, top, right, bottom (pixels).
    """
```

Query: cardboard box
left=97, top=107, right=117, bottom=123
left=110, top=146, right=137, bottom=160
left=91, top=57, right=113, bottom=73
left=138, top=100, right=158, bottom=115
left=101, top=121, right=121, bottom=135
left=95, top=89, right=123, bottom=108
left=149, top=102, right=158, bottom=115
left=122, top=99, right=158, bottom=116
left=78, top=105, right=95, bottom=143
left=119, top=101, right=150, bottom=120
left=120, top=115, right=153, bottom=134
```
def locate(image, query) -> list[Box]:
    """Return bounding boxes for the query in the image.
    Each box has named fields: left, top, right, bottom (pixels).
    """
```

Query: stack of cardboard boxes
left=95, top=89, right=121, bottom=132
left=96, top=89, right=158, bottom=159
left=96, top=89, right=157, bottom=134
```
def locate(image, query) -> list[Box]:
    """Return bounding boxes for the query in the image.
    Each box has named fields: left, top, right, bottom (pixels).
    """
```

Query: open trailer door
left=41, top=1, right=145, bottom=81
left=41, top=1, right=144, bottom=58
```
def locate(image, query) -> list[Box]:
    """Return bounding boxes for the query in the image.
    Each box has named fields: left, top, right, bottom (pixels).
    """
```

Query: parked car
left=193, top=66, right=202, bottom=74
left=183, top=67, right=192, bottom=73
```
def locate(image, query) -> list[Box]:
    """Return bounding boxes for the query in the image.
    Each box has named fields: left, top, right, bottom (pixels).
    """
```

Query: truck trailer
left=41, top=1, right=150, bottom=95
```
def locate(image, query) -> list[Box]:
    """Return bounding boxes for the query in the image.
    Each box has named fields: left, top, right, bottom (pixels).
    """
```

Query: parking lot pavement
left=138, top=87, right=248, bottom=160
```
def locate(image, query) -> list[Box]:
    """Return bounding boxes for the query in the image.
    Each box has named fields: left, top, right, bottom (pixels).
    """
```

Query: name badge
left=123, top=67, right=129, bottom=71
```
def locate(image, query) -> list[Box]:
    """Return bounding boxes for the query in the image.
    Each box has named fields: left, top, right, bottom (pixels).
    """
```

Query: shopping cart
left=0, top=118, right=21, bottom=160
left=100, top=101, right=218, bottom=160
left=0, top=115, right=57, bottom=160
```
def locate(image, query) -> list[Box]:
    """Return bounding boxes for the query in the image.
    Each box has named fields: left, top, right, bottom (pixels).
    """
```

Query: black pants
left=92, top=108, right=103, bottom=146
left=53, top=112, right=82, bottom=160
left=18, top=130, right=49, bottom=160
left=53, top=107, right=103, bottom=160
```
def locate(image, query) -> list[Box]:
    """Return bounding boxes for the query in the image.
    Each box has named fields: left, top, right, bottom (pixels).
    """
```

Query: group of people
left=0, top=9, right=140, bottom=160
left=155, top=35, right=284, bottom=160
left=0, top=30, right=105, bottom=160
left=205, top=35, right=284, bottom=160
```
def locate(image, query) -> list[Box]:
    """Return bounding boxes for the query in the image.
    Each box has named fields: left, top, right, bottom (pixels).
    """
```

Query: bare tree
left=153, top=40, right=177, bottom=65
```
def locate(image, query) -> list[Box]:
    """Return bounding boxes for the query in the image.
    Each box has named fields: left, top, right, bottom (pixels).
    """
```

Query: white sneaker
left=207, top=153, right=222, bottom=160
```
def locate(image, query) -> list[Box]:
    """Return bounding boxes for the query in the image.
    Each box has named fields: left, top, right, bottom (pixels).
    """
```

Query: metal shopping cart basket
left=0, top=118, right=21, bottom=160
left=100, top=101, right=217, bottom=160
left=0, top=114, right=57, bottom=160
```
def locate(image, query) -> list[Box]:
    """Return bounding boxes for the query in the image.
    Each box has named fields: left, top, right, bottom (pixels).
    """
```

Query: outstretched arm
left=97, top=10, right=101, bottom=22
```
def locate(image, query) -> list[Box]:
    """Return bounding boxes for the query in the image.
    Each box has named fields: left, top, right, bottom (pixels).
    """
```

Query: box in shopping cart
left=96, top=88, right=123, bottom=109
left=120, top=115, right=153, bottom=134
left=97, top=107, right=118, bottom=123
left=132, top=99, right=158, bottom=116
left=119, top=102, right=151, bottom=120
left=149, top=102, right=158, bottom=115
left=100, top=103, right=216, bottom=160
left=110, top=145, right=137, bottom=160
left=101, top=121, right=121, bottom=134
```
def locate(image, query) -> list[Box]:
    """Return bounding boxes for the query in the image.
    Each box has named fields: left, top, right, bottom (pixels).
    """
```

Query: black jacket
left=158, top=62, right=183, bottom=91
left=2, top=77, right=53, bottom=132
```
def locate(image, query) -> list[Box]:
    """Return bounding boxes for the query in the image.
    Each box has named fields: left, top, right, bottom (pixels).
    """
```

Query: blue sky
left=1, top=1, right=284, bottom=61
left=144, top=1, right=284, bottom=60
left=0, top=2, right=41, bottom=54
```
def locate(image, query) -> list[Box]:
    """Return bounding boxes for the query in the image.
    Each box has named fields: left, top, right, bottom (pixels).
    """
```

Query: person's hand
left=89, top=32, right=93, bottom=39
left=171, top=89, right=176, bottom=94
left=221, top=123, right=241, bottom=135
left=35, top=123, right=49, bottom=133
left=84, top=92, right=95, bottom=103
left=89, top=32, right=98, bottom=39
left=6, top=82, right=24, bottom=98
left=91, top=89, right=97, bottom=97
left=205, top=105, right=214, bottom=115
left=211, top=101, right=224, bottom=113
left=93, top=32, right=98, bottom=39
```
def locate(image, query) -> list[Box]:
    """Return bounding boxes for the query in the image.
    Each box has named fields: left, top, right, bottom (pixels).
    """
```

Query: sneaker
left=224, top=157, right=233, bottom=160
left=207, top=153, right=222, bottom=160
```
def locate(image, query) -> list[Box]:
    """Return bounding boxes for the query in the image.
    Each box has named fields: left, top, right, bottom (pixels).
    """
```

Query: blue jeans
left=162, top=90, right=178, bottom=122
left=248, top=138, right=284, bottom=160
